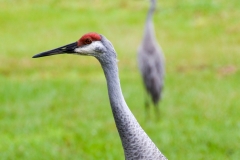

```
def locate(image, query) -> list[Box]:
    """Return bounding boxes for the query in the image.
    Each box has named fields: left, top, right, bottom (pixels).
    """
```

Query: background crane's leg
left=154, top=103, right=160, bottom=121
left=144, top=93, right=151, bottom=121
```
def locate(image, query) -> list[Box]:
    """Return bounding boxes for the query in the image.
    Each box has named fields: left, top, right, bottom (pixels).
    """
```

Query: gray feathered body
left=97, top=36, right=167, bottom=159
left=138, top=0, right=165, bottom=106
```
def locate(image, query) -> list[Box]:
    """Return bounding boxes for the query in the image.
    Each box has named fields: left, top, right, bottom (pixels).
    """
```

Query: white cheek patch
left=74, top=41, right=103, bottom=55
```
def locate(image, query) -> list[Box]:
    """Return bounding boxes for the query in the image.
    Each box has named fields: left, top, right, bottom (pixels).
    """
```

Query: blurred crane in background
left=138, top=0, right=165, bottom=119
left=33, top=32, right=167, bottom=160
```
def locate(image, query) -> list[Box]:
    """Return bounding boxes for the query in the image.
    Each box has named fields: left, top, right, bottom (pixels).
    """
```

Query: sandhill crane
left=138, top=0, right=165, bottom=118
left=33, top=32, right=167, bottom=160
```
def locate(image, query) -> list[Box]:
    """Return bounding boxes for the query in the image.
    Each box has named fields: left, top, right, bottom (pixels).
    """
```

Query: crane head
left=32, top=32, right=112, bottom=59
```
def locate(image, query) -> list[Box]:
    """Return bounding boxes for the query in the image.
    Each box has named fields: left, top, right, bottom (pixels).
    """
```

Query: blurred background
left=0, top=0, right=239, bottom=159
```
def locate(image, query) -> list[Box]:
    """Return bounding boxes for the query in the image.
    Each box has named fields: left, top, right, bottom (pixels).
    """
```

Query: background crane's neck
left=147, top=0, right=156, bottom=22
left=143, top=0, right=157, bottom=42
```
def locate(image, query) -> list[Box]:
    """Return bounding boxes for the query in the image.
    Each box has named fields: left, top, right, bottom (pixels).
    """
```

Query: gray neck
left=98, top=57, right=166, bottom=159
left=99, top=59, right=138, bottom=135
left=147, top=0, right=156, bottom=20
left=144, top=0, right=157, bottom=42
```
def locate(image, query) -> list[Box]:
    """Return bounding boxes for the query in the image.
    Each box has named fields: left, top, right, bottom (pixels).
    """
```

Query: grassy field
left=0, top=0, right=240, bottom=159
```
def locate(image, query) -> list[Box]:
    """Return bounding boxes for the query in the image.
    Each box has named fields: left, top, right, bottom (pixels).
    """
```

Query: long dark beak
left=32, top=42, right=78, bottom=58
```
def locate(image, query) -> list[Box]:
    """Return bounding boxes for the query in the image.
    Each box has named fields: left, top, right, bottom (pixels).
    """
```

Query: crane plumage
left=33, top=32, right=167, bottom=160
left=138, top=0, right=165, bottom=117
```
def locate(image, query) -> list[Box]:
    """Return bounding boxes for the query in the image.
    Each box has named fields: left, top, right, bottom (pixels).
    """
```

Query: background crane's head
left=32, top=32, right=117, bottom=61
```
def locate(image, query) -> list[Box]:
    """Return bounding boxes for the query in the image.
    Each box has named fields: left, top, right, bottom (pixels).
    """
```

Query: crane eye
left=85, top=38, right=92, bottom=45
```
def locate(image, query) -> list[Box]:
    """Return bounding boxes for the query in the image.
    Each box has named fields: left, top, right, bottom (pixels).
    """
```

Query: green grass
left=0, top=0, right=240, bottom=159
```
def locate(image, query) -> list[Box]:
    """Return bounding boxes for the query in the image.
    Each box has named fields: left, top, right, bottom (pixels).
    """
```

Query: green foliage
left=0, top=0, right=239, bottom=159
